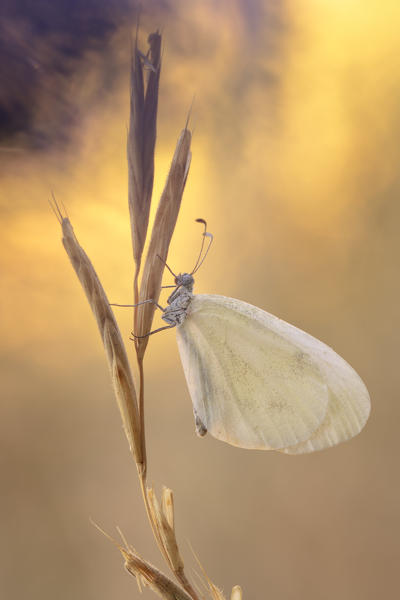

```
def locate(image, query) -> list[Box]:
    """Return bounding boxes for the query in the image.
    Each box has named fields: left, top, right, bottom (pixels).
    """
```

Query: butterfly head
left=175, top=273, right=194, bottom=291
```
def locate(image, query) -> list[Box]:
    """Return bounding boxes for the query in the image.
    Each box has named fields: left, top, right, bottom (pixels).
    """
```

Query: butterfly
left=131, top=220, right=371, bottom=454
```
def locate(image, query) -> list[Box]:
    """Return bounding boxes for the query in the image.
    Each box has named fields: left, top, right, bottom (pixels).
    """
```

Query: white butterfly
left=133, top=221, right=371, bottom=454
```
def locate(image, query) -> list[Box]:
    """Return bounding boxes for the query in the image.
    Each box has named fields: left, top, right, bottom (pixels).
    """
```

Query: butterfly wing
left=279, top=344, right=371, bottom=454
left=176, top=295, right=370, bottom=452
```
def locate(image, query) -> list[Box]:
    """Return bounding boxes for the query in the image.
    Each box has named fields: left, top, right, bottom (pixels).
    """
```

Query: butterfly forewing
left=177, top=295, right=334, bottom=450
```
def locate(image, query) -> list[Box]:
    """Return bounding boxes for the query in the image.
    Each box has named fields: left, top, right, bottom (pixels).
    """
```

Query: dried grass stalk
left=136, top=127, right=192, bottom=358
left=61, top=217, right=143, bottom=469
left=56, top=25, right=241, bottom=598
left=128, top=31, right=161, bottom=271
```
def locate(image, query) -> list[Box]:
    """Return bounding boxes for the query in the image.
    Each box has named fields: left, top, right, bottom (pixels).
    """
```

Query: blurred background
left=1, top=1, right=399, bottom=598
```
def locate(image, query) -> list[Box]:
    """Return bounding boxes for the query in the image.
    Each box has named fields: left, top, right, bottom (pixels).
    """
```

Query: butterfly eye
left=174, top=277, right=179, bottom=285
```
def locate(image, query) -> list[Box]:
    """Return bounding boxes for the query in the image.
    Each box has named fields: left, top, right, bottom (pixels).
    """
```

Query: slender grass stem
left=138, top=356, right=147, bottom=477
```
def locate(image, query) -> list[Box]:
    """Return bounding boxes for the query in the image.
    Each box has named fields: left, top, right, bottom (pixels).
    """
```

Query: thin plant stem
left=133, top=264, right=140, bottom=342
left=138, top=356, right=147, bottom=477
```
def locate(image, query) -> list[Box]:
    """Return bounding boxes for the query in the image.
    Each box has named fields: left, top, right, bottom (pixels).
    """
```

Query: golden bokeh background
left=1, top=1, right=399, bottom=598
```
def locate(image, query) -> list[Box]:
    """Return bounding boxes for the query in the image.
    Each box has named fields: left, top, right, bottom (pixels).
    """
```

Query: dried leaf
left=61, top=217, right=143, bottom=469
left=136, top=127, right=192, bottom=358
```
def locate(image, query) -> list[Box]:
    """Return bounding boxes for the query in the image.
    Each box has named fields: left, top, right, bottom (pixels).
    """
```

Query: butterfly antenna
left=191, top=218, right=214, bottom=275
left=156, top=254, right=177, bottom=277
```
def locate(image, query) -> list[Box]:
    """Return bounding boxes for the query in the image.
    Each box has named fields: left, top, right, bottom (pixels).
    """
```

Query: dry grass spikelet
left=128, top=30, right=161, bottom=272
left=146, top=486, right=184, bottom=574
left=144, top=486, right=201, bottom=599
left=59, top=214, right=143, bottom=470
left=121, top=547, right=193, bottom=600
left=136, top=126, right=192, bottom=359
left=91, top=520, right=193, bottom=600
left=230, top=586, right=243, bottom=600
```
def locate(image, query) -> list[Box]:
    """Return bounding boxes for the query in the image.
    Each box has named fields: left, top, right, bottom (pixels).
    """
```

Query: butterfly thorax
left=162, top=273, right=194, bottom=326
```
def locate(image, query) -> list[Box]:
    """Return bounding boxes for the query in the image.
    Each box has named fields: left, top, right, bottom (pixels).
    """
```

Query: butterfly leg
left=130, top=324, right=176, bottom=340
left=111, top=298, right=165, bottom=311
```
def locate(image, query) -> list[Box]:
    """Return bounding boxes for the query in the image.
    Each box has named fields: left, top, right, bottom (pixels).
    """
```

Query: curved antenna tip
left=195, top=218, right=207, bottom=230
left=190, top=218, right=213, bottom=274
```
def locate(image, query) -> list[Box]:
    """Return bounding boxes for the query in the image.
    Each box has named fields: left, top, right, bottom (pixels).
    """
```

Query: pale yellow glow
left=1, top=4, right=398, bottom=600
left=2, top=0, right=398, bottom=365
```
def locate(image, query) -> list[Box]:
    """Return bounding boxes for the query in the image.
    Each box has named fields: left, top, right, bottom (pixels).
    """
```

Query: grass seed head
left=230, top=586, right=243, bottom=600
left=147, top=486, right=185, bottom=574
left=122, top=547, right=193, bottom=600
left=128, top=30, right=161, bottom=269
left=136, top=127, right=192, bottom=358
left=61, top=217, right=143, bottom=468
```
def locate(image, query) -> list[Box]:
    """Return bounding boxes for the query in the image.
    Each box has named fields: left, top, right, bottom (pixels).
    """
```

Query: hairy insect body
left=162, top=273, right=194, bottom=326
